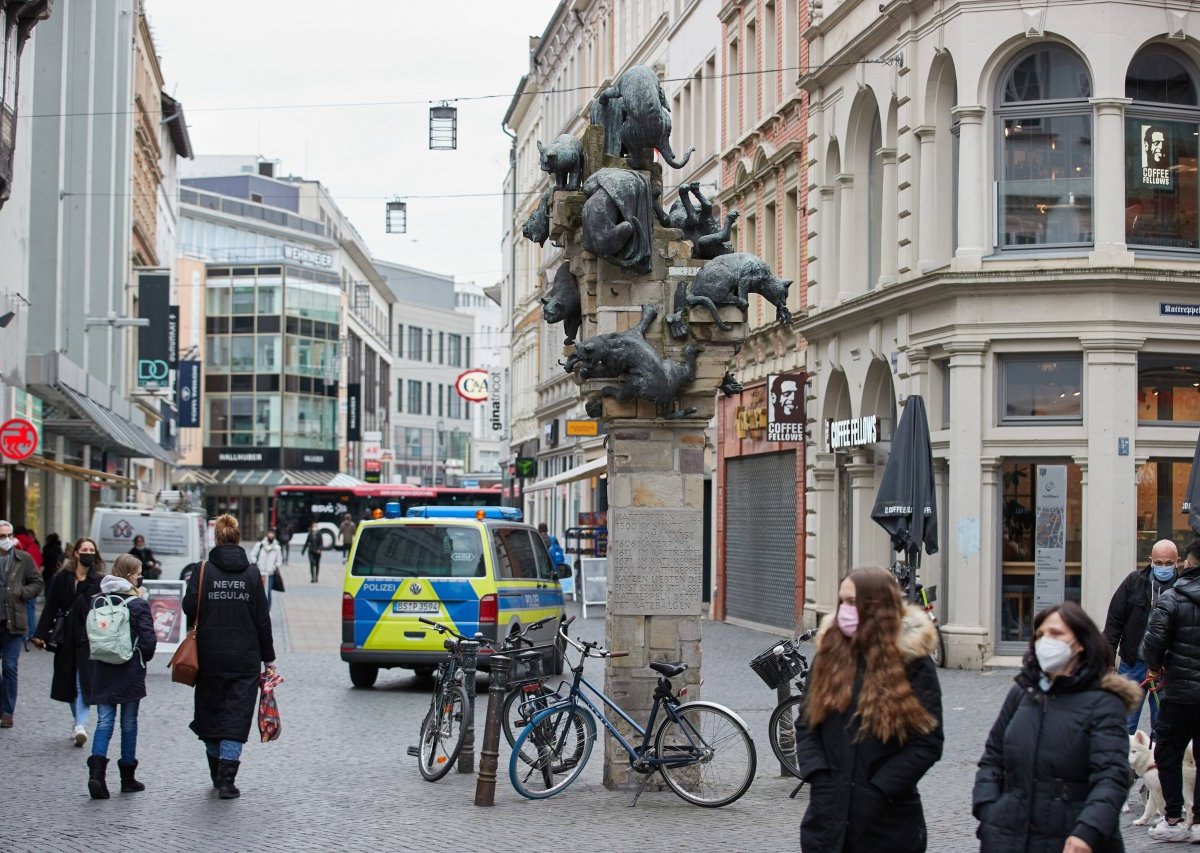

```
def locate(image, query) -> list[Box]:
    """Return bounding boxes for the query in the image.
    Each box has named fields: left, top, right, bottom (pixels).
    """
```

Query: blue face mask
left=1153, top=565, right=1177, bottom=583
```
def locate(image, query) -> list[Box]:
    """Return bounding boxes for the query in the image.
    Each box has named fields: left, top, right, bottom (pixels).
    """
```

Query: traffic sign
left=514, top=457, right=537, bottom=478
left=0, top=418, right=38, bottom=462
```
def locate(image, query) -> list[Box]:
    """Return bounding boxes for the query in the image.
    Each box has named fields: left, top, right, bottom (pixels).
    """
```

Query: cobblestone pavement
left=0, top=562, right=1166, bottom=851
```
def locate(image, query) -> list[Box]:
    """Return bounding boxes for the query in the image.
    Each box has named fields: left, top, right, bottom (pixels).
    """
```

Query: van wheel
left=349, top=663, right=378, bottom=689
left=413, top=667, right=435, bottom=681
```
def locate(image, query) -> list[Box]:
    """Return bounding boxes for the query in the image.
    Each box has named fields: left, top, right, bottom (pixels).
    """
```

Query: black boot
left=206, top=752, right=219, bottom=788
left=117, top=759, right=144, bottom=793
left=216, top=759, right=241, bottom=799
left=87, top=755, right=110, bottom=799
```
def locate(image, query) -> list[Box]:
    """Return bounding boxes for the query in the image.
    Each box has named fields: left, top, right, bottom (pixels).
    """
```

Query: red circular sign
left=0, top=418, right=38, bottom=461
left=455, top=369, right=489, bottom=403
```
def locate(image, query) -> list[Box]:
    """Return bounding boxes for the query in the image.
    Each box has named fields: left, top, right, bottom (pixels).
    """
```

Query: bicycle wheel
left=504, top=685, right=586, bottom=770
left=417, top=683, right=468, bottom=782
left=509, top=705, right=595, bottom=799
left=768, top=694, right=806, bottom=779
left=931, top=625, right=946, bottom=668
left=655, top=702, right=756, bottom=807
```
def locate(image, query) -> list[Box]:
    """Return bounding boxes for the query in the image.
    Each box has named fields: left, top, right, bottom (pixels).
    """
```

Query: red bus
left=272, top=484, right=505, bottom=550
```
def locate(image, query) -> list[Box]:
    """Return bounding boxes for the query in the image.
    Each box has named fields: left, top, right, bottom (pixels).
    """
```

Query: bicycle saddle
left=649, top=661, right=687, bottom=677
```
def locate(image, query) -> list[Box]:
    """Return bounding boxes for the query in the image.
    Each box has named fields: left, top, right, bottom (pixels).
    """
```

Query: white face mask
left=1034, top=636, right=1075, bottom=674
left=0, top=537, right=13, bottom=553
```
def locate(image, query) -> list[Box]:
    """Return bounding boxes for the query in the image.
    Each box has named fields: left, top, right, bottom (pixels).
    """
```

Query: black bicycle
left=413, top=617, right=480, bottom=782
left=750, top=628, right=817, bottom=783
left=500, top=615, right=574, bottom=756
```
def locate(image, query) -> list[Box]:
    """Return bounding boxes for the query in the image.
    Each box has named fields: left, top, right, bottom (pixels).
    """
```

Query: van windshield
left=351, top=525, right=486, bottom=578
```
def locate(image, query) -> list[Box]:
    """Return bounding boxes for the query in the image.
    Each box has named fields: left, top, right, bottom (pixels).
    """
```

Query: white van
left=90, top=506, right=208, bottom=579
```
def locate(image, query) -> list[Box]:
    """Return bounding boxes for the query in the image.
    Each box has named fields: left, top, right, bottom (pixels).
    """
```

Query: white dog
left=1128, top=730, right=1195, bottom=826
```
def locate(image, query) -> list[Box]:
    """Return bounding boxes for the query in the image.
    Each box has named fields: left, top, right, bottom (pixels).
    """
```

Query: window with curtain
left=996, top=45, right=1093, bottom=249
left=1125, top=45, right=1200, bottom=250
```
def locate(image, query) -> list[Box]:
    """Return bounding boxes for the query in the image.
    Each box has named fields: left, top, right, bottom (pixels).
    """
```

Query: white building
left=455, top=280, right=505, bottom=477
left=801, top=0, right=1200, bottom=667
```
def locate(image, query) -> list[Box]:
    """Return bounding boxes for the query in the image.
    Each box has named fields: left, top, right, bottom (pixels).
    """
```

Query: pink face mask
left=836, top=602, right=859, bottom=637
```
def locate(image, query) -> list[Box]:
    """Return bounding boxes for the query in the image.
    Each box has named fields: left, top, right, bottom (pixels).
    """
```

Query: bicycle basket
left=507, top=646, right=552, bottom=689
left=749, top=639, right=806, bottom=690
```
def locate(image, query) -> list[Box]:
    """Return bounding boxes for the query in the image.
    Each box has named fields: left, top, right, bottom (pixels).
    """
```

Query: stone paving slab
left=0, top=574, right=1166, bottom=852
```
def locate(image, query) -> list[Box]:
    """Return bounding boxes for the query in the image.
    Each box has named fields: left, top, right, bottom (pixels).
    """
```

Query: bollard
left=474, top=653, right=510, bottom=807
left=775, top=681, right=792, bottom=777
left=458, top=640, right=478, bottom=774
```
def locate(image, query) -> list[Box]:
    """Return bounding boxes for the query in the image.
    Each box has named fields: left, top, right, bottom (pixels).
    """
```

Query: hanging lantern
left=386, top=199, right=407, bottom=234
left=429, top=102, right=457, bottom=150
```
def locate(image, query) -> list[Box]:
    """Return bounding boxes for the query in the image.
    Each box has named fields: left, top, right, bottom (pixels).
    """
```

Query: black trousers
left=307, top=551, right=321, bottom=582
left=1154, top=700, right=1200, bottom=820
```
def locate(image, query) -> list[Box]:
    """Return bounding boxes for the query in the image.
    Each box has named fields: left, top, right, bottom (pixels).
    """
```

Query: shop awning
left=17, top=454, right=136, bottom=489
left=525, top=456, right=607, bottom=493
left=172, top=468, right=343, bottom=488
left=44, top=384, right=175, bottom=465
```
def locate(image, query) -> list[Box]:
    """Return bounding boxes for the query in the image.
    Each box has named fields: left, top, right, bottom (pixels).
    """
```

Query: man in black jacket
left=1105, top=538, right=1179, bottom=736
left=1141, top=538, right=1200, bottom=842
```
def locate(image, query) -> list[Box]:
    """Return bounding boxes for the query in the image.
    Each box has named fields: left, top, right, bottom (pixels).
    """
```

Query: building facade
left=455, top=279, right=505, bottom=479
left=800, top=0, right=1200, bottom=666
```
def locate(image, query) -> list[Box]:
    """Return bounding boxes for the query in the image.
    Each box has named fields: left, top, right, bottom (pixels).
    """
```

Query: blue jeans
left=93, top=700, right=139, bottom=763
left=72, top=672, right=89, bottom=728
left=205, top=739, right=243, bottom=761
left=0, top=632, right=21, bottom=715
left=1119, top=658, right=1159, bottom=735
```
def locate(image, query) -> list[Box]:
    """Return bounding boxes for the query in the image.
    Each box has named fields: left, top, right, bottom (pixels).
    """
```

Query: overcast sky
left=147, top=0, right=559, bottom=288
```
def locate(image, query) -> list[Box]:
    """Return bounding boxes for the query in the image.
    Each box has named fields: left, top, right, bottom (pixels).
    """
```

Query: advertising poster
left=766, top=373, right=804, bottom=442
left=1033, top=465, right=1067, bottom=613
left=1140, top=122, right=1174, bottom=189
left=142, top=580, right=187, bottom=656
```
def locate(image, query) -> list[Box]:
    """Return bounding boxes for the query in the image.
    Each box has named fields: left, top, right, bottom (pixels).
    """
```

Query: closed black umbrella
left=1182, top=429, right=1200, bottom=535
left=871, top=395, right=938, bottom=600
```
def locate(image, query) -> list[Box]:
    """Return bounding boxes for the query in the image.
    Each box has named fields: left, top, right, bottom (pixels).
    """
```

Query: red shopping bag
left=258, top=671, right=284, bottom=743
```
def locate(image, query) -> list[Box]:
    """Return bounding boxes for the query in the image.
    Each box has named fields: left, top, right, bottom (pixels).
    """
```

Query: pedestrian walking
left=41, top=533, right=64, bottom=591
left=81, top=554, right=156, bottom=799
left=0, top=520, right=44, bottom=728
left=1104, top=537, right=1177, bottom=736
left=276, top=520, right=291, bottom=564
left=338, top=514, right=356, bottom=563
left=127, top=535, right=161, bottom=580
left=794, top=566, right=944, bottom=853
left=183, top=514, right=276, bottom=799
left=32, top=538, right=105, bottom=746
left=537, top=522, right=567, bottom=569
left=973, top=600, right=1136, bottom=852
left=1140, top=538, right=1200, bottom=843
left=301, top=522, right=322, bottom=584
left=249, top=528, right=283, bottom=609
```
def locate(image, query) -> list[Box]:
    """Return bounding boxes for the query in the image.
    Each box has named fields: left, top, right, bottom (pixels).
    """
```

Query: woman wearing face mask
left=33, top=538, right=106, bottom=747
left=794, top=566, right=944, bottom=852
left=973, top=601, right=1139, bottom=853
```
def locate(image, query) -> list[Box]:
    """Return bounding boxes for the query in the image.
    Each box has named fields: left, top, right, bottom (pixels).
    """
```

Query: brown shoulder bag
left=168, top=561, right=205, bottom=686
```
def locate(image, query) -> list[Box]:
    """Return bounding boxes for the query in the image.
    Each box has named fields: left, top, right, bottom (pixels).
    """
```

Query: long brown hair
left=805, top=566, right=936, bottom=743
left=68, top=537, right=106, bottom=576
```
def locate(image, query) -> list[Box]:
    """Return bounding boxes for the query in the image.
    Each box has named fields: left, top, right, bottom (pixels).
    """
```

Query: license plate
left=393, top=601, right=438, bottom=614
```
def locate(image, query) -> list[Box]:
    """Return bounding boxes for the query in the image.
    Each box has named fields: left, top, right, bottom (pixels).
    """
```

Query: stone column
left=952, top=106, right=987, bottom=270
left=808, top=451, right=839, bottom=616
left=817, top=185, right=837, bottom=310
left=877, top=146, right=899, bottom=288
left=836, top=173, right=855, bottom=303
left=1089, top=98, right=1135, bottom=266
left=846, top=452, right=877, bottom=568
left=941, top=340, right=990, bottom=668
left=1079, top=336, right=1143, bottom=621
left=914, top=126, right=937, bottom=272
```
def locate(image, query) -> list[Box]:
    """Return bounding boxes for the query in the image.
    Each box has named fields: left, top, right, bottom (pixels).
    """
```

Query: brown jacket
left=2, top=548, right=43, bottom=634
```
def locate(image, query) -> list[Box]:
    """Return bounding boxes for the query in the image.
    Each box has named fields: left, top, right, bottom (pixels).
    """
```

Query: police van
left=340, top=505, right=568, bottom=688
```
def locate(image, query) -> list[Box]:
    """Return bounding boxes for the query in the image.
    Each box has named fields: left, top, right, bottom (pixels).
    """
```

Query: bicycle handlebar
left=557, top=621, right=626, bottom=658
left=418, top=617, right=491, bottom=648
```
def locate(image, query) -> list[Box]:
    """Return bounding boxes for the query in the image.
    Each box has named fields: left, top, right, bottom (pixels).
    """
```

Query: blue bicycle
left=508, top=623, right=756, bottom=807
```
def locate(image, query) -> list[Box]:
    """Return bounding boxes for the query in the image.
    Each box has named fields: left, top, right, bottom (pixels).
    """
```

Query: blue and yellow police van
left=340, top=505, right=568, bottom=688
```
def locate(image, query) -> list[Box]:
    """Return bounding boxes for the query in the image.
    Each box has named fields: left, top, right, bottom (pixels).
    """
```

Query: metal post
left=458, top=641, right=478, bottom=774
left=775, top=682, right=792, bottom=776
left=474, top=654, right=510, bottom=807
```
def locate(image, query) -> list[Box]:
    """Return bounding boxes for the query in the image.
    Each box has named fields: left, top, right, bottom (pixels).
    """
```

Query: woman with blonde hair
left=795, top=566, right=944, bottom=852
left=80, top=554, right=156, bottom=798
left=183, top=514, right=276, bottom=799
left=33, top=537, right=106, bottom=747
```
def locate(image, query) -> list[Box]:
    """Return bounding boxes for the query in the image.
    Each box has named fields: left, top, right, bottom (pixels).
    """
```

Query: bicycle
left=750, top=628, right=817, bottom=787
left=508, top=622, right=757, bottom=808
left=890, top=559, right=946, bottom=667
left=500, top=615, right=575, bottom=759
left=412, top=617, right=480, bottom=781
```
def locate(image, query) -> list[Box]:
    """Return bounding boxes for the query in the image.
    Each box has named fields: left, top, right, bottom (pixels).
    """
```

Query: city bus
left=271, top=483, right=505, bottom=551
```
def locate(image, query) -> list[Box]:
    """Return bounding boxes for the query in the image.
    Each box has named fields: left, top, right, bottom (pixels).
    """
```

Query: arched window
left=866, top=113, right=883, bottom=289
left=1125, top=45, right=1200, bottom=250
left=996, top=45, right=1093, bottom=249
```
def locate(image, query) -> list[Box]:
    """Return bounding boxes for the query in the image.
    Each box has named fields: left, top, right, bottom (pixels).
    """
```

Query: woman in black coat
left=32, top=537, right=105, bottom=748
left=79, top=554, right=156, bottom=799
left=183, top=514, right=276, bottom=800
left=973, top=600, right=1138, bottom=853
left=795, top=566, right=944, bottom=852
